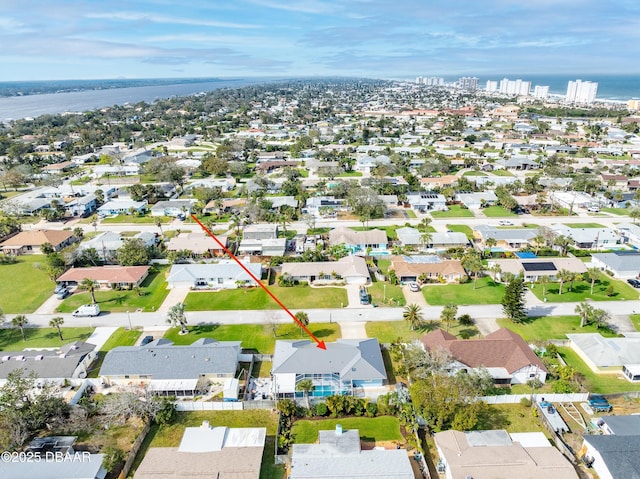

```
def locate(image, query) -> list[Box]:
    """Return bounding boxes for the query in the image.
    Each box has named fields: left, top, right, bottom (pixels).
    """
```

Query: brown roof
left=390, top=257, right=465, bottom=278
left=1, top=229, right=74, bottom=248
left=57, top=266, right=150, bottom=283
left=421, top=328, right=547, bottom=374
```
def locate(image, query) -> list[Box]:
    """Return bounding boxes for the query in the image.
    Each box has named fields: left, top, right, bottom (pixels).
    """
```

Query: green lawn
left=183, top=285, right=347, bottom=311
left=423, top=277, right=505, bottom=305
left=291, top=416, right=402, bottom=444
left=483, top=206, right=518, bottom=217
left=132, top=411, right=283, bottom=479
left=336, top=171, right=363, bottom=177
left=529, top=277, right=638, bottom=302
left=462, top=171, right=487, bottom=176
left=0, top=327, right=94, bottom=351
left=431, top=205, right=474, bottom=218
left=445, top=224, right=474, bottom=240
left=558, top=347, right=640, bottom=394
left=164, top=322, right=341, bottom=354
left=376, top=259, right=392, bottom=275
left=367, top=282, right=406, bottom=307
left=405, top=209, right=417, bottom=219
left=57, top=266, right=169, bottom=313
left=0, top=255, right=56, bottom=313
left=491, top=170, right=515, bottom=177
left=599, top=207, right=630, bottom=216
left=563, top=222, right=605, bottom=228
left=101, top=215, right=173, bottom=224
left=87, top=327, right=142, bottom=378
left=496, top=316, right=619, bottom=341
left=366, top=320, right=480, bottom=344
left=476, top=404, right=549, bottom=436
left=631, top=314, right=640, bottom=331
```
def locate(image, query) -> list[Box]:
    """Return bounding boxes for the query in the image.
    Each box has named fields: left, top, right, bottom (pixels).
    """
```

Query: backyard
left=56, top=266, right=170, bottom=313
left=0, top=326, right=94, bottom=351
left=423, top=277, right=505, bottom=305
left=183, top=285, right=348, bottom=311
left=291, top=416, right=402, bottom=445
left=0, top=255, right=55, bottom=313
left=445, top=224, right=474, bottom=240
left=163, top=322, right=341, bottom=354
left=431, top=205, right=474, bottom=218
left=529, top=276, right=638, bottom=302
left=482, top=206, right=518, bottom=217
left=132, top=410, right=282, bottom=479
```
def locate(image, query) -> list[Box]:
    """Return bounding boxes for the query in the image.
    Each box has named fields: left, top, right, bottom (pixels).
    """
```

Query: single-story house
left=271, top=338, right=386, bottom=399
left=78, top=231, right=156, bottom=262
left=167, top=232, right=228, bottom=257
left=406, top=192, right=448, bottom=212
left=567, top=333, right=640, bottom=377
left=456, top=191, right=498, bottom=209
left=265, top=195, right=298, bottom=210
left=280, top=255, right=370, bottom=285
left=488, top=256, right=587, bottom=282
left=150, top=199, right=195, bottom=217
left=473, top=225, right=537, bottom=249
left=56, top=265, right=150, bottom=289
left=421, top=328, right=547, bottom=385
left=0, top=341, right=97, bottom=387
left=166, top=259, right=262, bottom=289
left=390, top=255, right=466, bottom=283
left=0, top=229, right=77, bottom=255
left=135, top=423, right=265, bottom=479
left=434, top=430, right=578, bottom=479
left=591, top=251, right=640, bottom=279
left=328, top=227, right=388, bottom=254
left=97, top=199, right=147, bottom=217
left=100, top=338, right=241, bottom=396
left=596, top=415, right=640, bottom=436
left=419, top=175, right=458, bottom=189
left=580, top=434, right=640, bottom=479
left=238, top=237, right=287, bottom=256
left=551, top=224, right=619, bottom=249
left=243, top=223, right=278, bottom=240
left=290, top=428, right=413, bottom=479
left=304, top=196, right=347, bottom=217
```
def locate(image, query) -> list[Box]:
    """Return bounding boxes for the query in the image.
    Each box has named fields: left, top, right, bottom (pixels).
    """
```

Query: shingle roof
left=0, top=341, right=95, bottom=380
left=99, top=339, right=240, bottom=379
left=0, top=229, right=74, bottom=247
left=272, top=339, right=386, bottom=381
left=57, top=266, right=150, bottom=283
left=391, top=256, right=465, bottom=278
left=421, top=328, right=547, bottom=374
left=167, top=261, right=262, bottom=284
left=281, top=255, right=370, bottom=280
left=583, top=434, right=640, bottom=479
left=328, top=227, right=388, bottom=246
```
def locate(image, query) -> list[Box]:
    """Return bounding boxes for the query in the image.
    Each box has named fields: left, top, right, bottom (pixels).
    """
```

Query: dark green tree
left=116, top=238, right=150, bottom=266
left=501, top=276, right=527, bottom=323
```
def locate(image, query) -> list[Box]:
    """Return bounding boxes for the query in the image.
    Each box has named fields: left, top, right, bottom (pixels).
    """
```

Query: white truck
left=72, top=304, right=100, bottom=317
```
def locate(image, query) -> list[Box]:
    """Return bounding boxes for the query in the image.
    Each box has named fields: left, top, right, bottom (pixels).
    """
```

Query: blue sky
left=1, top=0, right=639, bottom=81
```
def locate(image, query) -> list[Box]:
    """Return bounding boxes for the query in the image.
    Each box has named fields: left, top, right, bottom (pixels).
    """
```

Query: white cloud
left=85, top=11, right=261, bottom=29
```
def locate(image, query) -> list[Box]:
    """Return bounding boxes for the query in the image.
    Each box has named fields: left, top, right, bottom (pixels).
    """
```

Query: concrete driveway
left=345, top=283, right=372, bottom=309
left=402, top=284, right=429, bottom=308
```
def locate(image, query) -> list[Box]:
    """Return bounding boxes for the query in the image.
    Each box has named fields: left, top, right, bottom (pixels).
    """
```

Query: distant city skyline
left=1, top=0, right=639, bottom=81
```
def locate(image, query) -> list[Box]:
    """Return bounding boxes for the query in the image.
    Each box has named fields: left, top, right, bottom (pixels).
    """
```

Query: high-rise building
left=628, top=99, right=640, bottom=111
left=566, top=80, right=598, bottom=104
left=533, top=85, right=550, bottom=99
left=498, top=78, right=531, bottom=96
left=416, top=76, right=423, bottom=84
left=416, top=76, right=444, bottom=86
left=486, top=80, right=498, bottom=92
left=458, top=77, right=479, bottom=91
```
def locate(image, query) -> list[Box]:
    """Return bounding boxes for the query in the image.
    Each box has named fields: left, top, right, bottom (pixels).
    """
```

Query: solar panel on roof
left=522, top=262, right=556, bottom=272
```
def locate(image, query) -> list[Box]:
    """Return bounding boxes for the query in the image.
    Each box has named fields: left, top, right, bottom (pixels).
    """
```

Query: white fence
left=175, top=401, right=243, bottom=411
left=479, top=393, right=589, bottom=404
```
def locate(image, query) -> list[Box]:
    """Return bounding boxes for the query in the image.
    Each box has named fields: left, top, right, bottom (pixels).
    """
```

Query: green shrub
left=315, top=402, right=328, bottom=416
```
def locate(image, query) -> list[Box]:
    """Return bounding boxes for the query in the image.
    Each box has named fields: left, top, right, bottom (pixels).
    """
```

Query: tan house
left=419, top=175, right=458, bottom=189
left=281, top=255, right=370, bottom=285
left=488, top=256, right=587, bottom=282
left=0, top=229, right=77, bottom=255
left=167, top=232, right=228, bottom=257
left=390, top=255, right=466, bottom=283
left=57, top=265, right=150, bottom=289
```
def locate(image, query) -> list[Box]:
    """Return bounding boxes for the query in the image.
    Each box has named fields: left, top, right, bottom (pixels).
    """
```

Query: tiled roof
left=1, top=229, right=74, bottom=247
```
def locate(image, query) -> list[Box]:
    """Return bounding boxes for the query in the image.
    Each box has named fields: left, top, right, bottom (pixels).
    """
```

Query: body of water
left=0, top=78, right=269, bottom=122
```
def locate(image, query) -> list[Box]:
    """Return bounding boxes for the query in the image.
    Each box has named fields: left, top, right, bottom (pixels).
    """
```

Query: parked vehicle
left=409, top=282, right=420, bottom=292
left=72, top=304, right=101, bottom=317
left=359, top=288, right=370, bottom=305
left=141, top=335, right=154, bottom=345
left=56, top=288, right=70, bottom=300
left=498, top=220, right=514, bottom=226
left=627, top=278, right=640, bottom=288
left=54, top=284, right=66, bottom=294
left=588, top=394, right=613, bottom=412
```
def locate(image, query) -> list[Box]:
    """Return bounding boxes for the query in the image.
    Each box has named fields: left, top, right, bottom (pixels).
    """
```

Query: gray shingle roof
left=0, top=341, right=95, bottom=380
left=99, top=339, right=240, bottom=379
left=272, top=339, right=386, bottom=381
left=583, top=434, right=640, bottom=478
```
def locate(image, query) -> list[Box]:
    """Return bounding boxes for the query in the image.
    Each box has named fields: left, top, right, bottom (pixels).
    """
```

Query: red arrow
left=191, top=215, right=326, bottom=350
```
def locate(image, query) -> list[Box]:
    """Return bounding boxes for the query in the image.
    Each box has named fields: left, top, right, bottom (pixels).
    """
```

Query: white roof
left=179, top=425, right=266, bottom=453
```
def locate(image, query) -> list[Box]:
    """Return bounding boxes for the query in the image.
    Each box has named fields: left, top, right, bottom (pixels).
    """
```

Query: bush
left=520, top=397, right=532, bottom=408
left=551, top=379, right=578, bottom=393
left=458, top=314, right=474, bottom=326
left=605, top=284, right=615, bottom=297
left=315, top=402, right=328, bottom=416
left=365, top=401, right=378, bottom=417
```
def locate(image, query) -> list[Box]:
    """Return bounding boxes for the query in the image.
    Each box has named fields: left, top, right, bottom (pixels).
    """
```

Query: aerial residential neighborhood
left=2, top=78, right=640, bottom=479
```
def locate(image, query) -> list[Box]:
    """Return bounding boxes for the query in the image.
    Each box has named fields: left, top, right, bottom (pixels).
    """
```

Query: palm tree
left=419, top=217, right=432, bottom=232
left=80, top=278, right=97, bottom=304
left=420, top=232, right=432, bottom=251
left=166, top=302, right=188, bottom=334
left=294, top=311, right=309, bottom=337
left=489, top=263, right=502, bottom=284
left=586, top=267, right=600, bottom=295
left=403, top=304, right=424, bottom=331
left=557, top=269, right=571, bottom=295
left=532, top=234, right=546, bottom=254
left=12, top=315, right=28, bottom=341
left=49, top=316, right=64, bottom=340
left=462, top=253, right=483, bottom=289
left=575, top=301, right=594, bottom=328
left=440, top=303, right=458, bottom=332
left=485, top=237, right=497, bottom=255
left=296, top=379, right=315, bottom=409
left=155, top=218, right=163, bottom=236
left=566, top=271, right=577, bottom=292
left=538, top=275, right=550, bottom=299
left=554, top=235, right=572, bottom=257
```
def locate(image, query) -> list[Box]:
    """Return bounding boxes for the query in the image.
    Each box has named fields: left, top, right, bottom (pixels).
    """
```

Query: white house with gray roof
left=473, top=225, right=537, bottom=250
left=456, top=191, right=498, bottom=209
left=99, top=338, right=241, bottom=396
left=280, top=255, right=370, bottom=285
left=568, top=333, right=640, bottom=376
left=551, top=224, right=619, bottom=249
left=271, top=338, right=386, bottom=399
left=166, top=259, right=262, bottom=289
left=591, top=252, right=640, bottom=278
